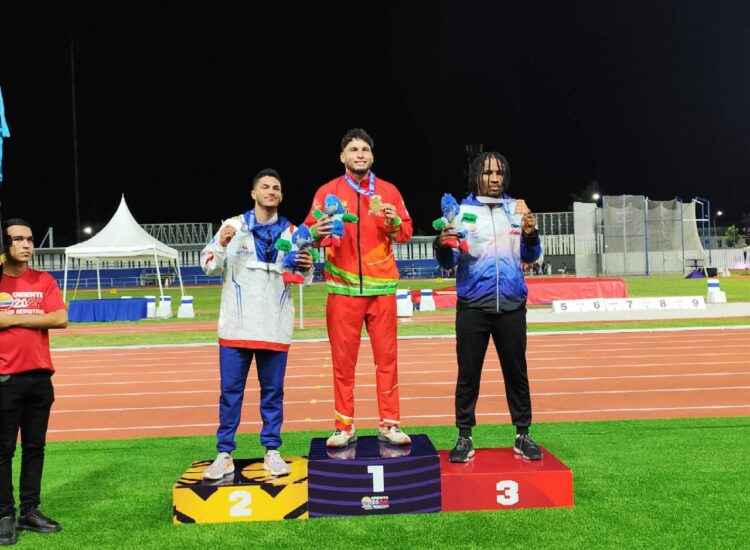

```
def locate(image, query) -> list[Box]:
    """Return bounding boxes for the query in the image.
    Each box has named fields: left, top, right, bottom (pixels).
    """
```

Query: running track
left=47, top=327, right=750, bottom=442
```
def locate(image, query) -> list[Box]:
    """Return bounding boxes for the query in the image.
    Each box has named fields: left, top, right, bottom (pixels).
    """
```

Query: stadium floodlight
left=714, top=211, right=723, bottom=238
left=83, top=226, right=93, bottom=235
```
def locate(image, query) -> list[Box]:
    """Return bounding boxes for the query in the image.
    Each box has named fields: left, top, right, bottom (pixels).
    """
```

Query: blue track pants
left=216, top=346, right=287, bottom=452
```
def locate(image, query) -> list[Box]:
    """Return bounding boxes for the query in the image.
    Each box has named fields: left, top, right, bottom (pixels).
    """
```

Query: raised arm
left=201, top=219, right=239, bottom=276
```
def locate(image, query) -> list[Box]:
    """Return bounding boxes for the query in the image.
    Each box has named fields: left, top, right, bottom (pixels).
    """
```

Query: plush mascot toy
left=312, top=194, right=359, bottom=248
left=432, top=193, right=472, bottom=252
left=274, top=224, right=320, bottom=284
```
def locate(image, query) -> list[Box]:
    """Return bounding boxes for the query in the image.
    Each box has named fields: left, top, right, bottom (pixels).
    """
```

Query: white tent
left=63, top=195, right=185, bottom=301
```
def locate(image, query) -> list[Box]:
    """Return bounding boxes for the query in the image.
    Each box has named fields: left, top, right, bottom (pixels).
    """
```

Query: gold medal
left=369, top=195, right=382, bottom=212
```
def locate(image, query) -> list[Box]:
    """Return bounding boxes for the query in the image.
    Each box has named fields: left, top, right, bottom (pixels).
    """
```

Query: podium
left=173, top=456, right=308, bottom=524
left=307, top=435, right=442, bottom=517
left=172, top=438, right=573, bottom=524
left=439, top=446, right=574, bottom=511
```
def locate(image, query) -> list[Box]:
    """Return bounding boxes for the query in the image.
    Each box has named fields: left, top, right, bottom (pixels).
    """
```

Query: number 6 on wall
left=496, top=480, right=519, bottom=506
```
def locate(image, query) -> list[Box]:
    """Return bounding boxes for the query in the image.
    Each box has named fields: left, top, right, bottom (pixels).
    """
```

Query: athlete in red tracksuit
left=305, top=128, right=413, bottom=448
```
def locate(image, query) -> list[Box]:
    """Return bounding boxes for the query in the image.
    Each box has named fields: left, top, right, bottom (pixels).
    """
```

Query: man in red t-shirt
left=0, top=218, right=67, bottom=545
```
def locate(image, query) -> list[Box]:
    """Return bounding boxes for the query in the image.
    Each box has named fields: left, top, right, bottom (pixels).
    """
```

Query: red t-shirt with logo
left=0, top=268, right=66, bottom=375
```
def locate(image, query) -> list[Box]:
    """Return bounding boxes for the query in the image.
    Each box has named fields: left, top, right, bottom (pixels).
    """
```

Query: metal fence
left=29, top=207, right=742, bottom=281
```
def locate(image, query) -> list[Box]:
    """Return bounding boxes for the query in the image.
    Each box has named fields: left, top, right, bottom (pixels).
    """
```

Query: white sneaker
left=378, top=425, right=411, bottom=445
left=203, top=452, right=234, bottom=480
left=326, top=427, right=357, bottom=448
left=264, top=450, right=290, bottom=476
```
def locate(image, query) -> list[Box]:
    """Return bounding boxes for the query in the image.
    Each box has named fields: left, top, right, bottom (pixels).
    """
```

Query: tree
left=724, top=225, right=740, bottom=248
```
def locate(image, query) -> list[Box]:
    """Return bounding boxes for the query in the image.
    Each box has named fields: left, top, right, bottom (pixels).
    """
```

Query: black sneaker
left=0, top=515, right=17, bottom=546
left=514, top=434, right=543, bottom=460
left=16, top=509, right=61, bottom=533
left=448, top=436, right=475, bottom=463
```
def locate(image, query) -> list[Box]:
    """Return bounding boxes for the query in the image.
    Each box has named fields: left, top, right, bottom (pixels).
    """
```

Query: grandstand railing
left=141, top=223, right=213, bottom=245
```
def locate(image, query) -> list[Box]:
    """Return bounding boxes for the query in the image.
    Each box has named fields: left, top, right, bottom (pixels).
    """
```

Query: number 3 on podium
left=496, top=480, right=519, bottom=506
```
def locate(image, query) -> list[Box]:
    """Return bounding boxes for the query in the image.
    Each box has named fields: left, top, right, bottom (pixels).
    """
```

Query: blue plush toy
left=274, top=224, right=319, bottom=284
left=312, top=194, right=359, bottom=248
left=432, top=193, right=469, bottom=252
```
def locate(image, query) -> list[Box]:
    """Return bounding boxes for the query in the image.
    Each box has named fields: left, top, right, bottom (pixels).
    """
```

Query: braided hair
left=468, top=151, right=511, bottom=196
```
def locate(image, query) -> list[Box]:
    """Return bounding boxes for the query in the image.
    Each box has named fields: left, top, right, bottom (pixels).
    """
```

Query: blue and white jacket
left=201, top=211, right=312, bottom=351
left=435, top=193, right=542, bottom=313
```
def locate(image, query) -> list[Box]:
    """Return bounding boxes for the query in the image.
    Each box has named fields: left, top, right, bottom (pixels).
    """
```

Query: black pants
left=455, top=307, right=532, bottom=433
left=0, top=370, right=55, bottom=517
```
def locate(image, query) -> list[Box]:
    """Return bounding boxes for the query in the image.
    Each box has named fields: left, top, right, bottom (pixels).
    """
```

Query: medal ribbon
left=344, top=172, right=376, bottom=198
left=242, top=208, right=257, bottom=232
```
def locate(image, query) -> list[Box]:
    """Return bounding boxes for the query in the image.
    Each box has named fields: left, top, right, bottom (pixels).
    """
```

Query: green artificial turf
left=623, top=274, right=750, bottom=302
left=13, top=417, right=750, bottom=549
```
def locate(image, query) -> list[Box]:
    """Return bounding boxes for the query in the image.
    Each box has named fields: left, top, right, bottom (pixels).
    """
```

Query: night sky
left=2, top=1, right=749, bottom=245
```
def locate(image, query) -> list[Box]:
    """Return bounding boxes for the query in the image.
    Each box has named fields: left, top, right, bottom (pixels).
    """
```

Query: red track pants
left=326, top=293, right=400, bottom=430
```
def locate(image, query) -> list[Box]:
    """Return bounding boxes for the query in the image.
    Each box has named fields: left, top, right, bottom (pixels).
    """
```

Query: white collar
left=476, top=195, right=512, bottom=205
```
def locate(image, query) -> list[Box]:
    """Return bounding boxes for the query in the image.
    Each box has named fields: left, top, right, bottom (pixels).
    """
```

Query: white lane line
left=50, top=355, right=747, bottom=373
left=526, top=360, right=750, bottom=371
left=50, top=359, right=750, bottom=381
left=47, top=403, right=750, bottom=434
left=531, top=404, right=750, bottom=415
left=52, top=370, right=750, bottom=390
left=526, top=351, right=750, bottom=361
left=48, top=386, right=750, bottom=415
left=51, top=351, right=333, bottom=364
left=50, top=324, right=750, bottom=350
left=47, top=326, right=750, bottom=356
left=50, top=344, right=750, bottom=370
left=54, top=362, right=334, bottom=373
left=53, top=338, right=750, bottom=364
left=53, top=372, right=750, bottom=399
left=47, top=356, right=749, bottom=378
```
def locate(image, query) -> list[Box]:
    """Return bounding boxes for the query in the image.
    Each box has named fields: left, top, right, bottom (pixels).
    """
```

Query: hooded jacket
left=435, top=193, right=542, bottom=312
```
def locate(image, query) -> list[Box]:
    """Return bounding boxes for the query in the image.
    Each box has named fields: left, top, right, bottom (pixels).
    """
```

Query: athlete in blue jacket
left=435, top=152, right=544, bottom=462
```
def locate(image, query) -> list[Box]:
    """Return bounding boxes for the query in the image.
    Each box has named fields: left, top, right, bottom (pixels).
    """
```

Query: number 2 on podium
left=229, top=490, right=252, bottom=517
left=496, top=480, right=519, bottom=506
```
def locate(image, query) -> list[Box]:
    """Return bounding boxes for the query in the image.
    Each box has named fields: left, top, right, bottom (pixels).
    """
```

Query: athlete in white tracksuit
left=201, top=170, right=312, bottom=467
